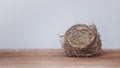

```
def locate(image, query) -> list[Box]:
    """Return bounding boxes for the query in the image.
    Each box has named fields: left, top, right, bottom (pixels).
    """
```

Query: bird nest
left=61, top=24, right=102, bottom=57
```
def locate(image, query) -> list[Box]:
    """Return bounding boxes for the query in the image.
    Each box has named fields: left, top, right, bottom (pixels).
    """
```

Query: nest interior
left=62, top=24, right=102, bottom=57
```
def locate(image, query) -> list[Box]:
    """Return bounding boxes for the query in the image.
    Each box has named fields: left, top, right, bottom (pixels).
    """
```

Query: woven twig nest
left=62, top=24, right=102, bottom=57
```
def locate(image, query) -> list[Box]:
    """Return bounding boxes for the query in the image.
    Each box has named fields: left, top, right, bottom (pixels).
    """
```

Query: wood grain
left=0, top=49, right=119, bottom=68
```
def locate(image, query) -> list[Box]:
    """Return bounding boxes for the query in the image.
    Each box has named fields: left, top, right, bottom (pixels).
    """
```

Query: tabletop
left=0, top=49, right=119, bottom=68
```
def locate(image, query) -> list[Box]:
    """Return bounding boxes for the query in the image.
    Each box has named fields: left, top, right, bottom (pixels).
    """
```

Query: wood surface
left=0, top=49, right=119, bottom=68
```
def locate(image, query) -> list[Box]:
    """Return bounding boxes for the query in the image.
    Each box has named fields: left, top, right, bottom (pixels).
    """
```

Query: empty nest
left=61, top=24, right=102, bottom=57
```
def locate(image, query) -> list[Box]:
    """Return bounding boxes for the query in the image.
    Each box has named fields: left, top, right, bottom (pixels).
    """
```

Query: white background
left=0, top=0, right=120, bottom=49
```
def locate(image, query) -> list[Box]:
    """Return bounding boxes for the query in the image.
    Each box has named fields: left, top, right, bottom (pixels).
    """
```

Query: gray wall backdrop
left=0, top=0, right=120, bottom=49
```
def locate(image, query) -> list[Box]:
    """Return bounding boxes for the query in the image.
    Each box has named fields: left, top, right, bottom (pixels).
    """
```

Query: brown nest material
left=61, top=24, right=102, bottom=57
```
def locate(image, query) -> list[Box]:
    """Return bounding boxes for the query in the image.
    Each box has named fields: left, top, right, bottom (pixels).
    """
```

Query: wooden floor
left=0, top=49, right=119, bottom=68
